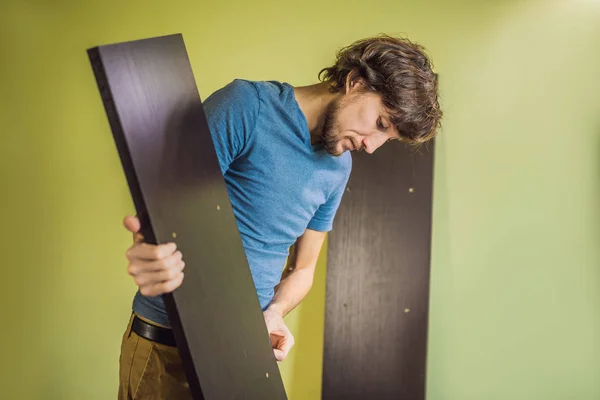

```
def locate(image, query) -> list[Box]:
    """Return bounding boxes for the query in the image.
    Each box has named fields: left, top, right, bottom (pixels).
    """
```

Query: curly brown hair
left=319, top=34, right=442, bottom=144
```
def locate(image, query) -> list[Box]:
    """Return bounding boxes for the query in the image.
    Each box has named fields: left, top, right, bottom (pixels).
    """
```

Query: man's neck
left=293, top=82, right=338, bottom=145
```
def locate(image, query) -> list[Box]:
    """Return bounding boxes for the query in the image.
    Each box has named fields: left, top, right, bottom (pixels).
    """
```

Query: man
left=118, top=34, right=442, bottom=399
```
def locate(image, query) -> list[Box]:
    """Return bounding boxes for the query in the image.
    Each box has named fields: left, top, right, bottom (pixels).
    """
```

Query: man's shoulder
left=230, top=79, right=296, bottom=102
left=205, top=79, right=260, bottom=105
left=214, top=78, right=288, bottom=94
left=202, top=79, right=265, bottom=129
left=204, top=79, right=292, bottom=113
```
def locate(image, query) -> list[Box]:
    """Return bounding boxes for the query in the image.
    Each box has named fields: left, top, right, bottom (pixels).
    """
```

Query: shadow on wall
left=423, top=128, right=457, bottom=398
left=596, top=124, right=600, bottom=255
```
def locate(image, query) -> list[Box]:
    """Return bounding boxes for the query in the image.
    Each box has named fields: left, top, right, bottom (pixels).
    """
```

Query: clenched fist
left=263, top=308, right=295, bottom=362
left=123, top=215, right=185, bottom=296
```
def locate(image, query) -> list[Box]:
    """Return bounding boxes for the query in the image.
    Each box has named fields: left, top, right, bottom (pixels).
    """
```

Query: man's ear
left=344, top=69, right=362, bottom=94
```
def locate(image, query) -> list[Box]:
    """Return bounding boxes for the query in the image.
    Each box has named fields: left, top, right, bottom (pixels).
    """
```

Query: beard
left=321, top=97, right=344, bottom=156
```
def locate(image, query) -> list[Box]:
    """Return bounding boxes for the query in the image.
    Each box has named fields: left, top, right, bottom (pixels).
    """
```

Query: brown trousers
left=118, top=313, right=192, bottom=400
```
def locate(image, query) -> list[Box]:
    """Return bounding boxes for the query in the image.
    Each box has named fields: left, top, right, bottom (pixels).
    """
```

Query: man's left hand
left=263, top=308, right=295, bottom=362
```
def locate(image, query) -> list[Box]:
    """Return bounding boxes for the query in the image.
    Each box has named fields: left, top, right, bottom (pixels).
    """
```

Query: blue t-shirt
left=132, top=79, right=352, bottom=327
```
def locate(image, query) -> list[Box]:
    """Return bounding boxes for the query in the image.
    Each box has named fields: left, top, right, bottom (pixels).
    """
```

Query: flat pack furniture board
left=87, top=33, right=287, bottom=400
left=323, top=140, right=435, bottom=400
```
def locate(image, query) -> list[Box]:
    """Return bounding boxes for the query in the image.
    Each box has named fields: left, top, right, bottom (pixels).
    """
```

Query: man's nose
left=363, top=134, right=389, bottom=154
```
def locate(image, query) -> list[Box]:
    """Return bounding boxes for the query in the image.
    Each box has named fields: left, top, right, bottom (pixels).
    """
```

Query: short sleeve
left=202, top=79, right=260, bottom=175
left=307, top=167, right=351, bottom=232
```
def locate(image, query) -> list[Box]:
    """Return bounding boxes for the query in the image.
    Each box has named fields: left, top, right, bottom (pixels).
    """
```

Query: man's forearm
left=267, top=267, right=315, bottom=317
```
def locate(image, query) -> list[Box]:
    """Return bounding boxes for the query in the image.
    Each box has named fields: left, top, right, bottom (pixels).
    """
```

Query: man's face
left=321, top=83, right=401, bottom=156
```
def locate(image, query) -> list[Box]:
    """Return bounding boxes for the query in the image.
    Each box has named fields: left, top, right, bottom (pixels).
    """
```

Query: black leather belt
left=131, top=314, right=177, bottom=347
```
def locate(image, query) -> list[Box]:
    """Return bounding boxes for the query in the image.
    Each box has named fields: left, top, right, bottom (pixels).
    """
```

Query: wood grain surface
left=88, top=33, right=287, bottom=400
left=323, top=140, right=435, bottom=400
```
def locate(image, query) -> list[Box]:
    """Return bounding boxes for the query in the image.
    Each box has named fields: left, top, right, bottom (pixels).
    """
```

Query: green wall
left=1, top=1, right=599, bottom=399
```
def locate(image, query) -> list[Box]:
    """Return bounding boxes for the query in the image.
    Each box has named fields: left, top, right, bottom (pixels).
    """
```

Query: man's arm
left=268, top=228, right=327, bottom=317
left=262, top=228, right=326, bottom=361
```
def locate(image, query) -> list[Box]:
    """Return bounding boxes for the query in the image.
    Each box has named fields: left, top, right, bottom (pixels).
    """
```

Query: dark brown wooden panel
left=87, top=34, right=287, bottom=400
left=322, top=140, right=435, bottom=400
